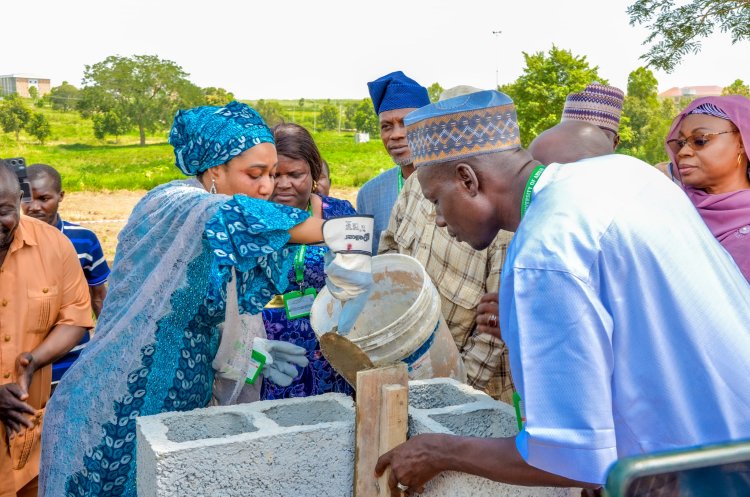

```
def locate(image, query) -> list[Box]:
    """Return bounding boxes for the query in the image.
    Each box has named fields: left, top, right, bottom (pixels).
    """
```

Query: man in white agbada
left=374, top=90, right=750, bottom=495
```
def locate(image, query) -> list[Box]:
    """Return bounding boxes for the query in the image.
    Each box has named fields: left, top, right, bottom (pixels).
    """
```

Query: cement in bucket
left=310, top=254, right=466, bottom=382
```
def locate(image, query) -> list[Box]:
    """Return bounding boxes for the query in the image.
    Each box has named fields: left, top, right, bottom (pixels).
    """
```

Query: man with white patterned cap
left=561, top=83, right=624, bottom=149
left=374, top=89, right=750, bottom=495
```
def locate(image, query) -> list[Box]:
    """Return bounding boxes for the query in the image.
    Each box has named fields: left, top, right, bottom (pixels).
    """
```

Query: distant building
left=659, top=85, right=723, bottom=102
left=0, top=74, right=52, bottom=98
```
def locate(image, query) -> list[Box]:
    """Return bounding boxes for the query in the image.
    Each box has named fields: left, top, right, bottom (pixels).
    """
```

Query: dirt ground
left=61, top=187, right=359, bottom=263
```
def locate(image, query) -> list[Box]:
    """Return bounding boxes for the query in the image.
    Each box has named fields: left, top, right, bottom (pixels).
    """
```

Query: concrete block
left=408, top=378, right=573, bottom=497
left=137, top=379, right=578, bottom=497
left=137, top=393, right=355, bottom=497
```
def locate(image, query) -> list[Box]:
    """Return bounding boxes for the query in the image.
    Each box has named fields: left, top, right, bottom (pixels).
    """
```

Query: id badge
left=283, top=287, right=317, bottom=320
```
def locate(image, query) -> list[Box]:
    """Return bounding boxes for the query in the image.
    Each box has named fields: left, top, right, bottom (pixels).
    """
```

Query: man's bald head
left=0, top=162, right=21, bottom=196
left=528, top=121, right=613, bottom=166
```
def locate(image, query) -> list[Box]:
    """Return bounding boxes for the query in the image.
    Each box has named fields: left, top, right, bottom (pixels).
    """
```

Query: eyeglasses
left=667, top=130, right=738, bottom=154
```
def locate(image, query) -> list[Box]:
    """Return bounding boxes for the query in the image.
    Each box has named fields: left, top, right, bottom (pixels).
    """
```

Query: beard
left=393, top=154, right=413, bottom=167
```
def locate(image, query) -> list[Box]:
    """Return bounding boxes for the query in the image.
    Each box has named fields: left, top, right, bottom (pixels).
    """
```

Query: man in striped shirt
left=22, top=164, right=110, bottom=385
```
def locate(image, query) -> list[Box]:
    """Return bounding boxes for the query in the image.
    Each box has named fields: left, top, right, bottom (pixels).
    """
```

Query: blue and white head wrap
left=169, top=101, right=274, bottom=176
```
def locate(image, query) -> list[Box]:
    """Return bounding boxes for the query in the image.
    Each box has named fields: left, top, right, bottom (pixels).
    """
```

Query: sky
left=4, top=0, right=749, bottom=100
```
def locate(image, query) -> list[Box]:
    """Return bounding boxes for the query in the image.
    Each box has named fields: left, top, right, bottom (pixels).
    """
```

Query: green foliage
left=203, top=87, right=235, bottom=106
left=628, top=0, right=750, bottom=72
left=428, top=82, right=444, bottom=103
left=319, top=104, right=339, bottom=130
left=79, top=55, right=203, bottom=146
left=723, top=78, right=750, bottom=96
left=26, top=112, right=51, bottom=144
left=298, top=97, right=305, bottom=109
left=254, top=99, right=287, bottom=127
left=93, top=110, right=130, bottom=142
left=49, top=81, right=80, bottom=112
left=501, top=46, right=606, bottom=146
left=352, top=99, right=379, bottom=135
left=619, top=67, right=673, bottom=164
left=27, top=86, right=39, bottom=101
left=0, top=94, right=33, bottom=141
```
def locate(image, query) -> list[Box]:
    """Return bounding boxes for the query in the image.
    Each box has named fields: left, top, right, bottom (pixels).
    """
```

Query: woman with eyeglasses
left=665, top=95, right=750, bottom=282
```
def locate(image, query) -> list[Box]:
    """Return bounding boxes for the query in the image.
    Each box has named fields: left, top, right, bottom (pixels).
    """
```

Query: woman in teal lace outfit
left=39, top=102, right=333, bottom=497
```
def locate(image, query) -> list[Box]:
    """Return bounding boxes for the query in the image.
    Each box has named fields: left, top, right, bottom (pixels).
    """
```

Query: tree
left=79, top=55, right=203, bottom=145
left=0, top=94, right=32, bottom=141
left=298, top=98, right=305, bottom=109
left=352, top=99, right=379, bottom=135
left=723, top=78, right=750, bottom=96
left=25, top=112, right=51, bottom=144
left=628, top=0, right=750, bottom=72
left=49, top=81, right=80, bottom=112
left=319, top=104, right=338, bottom=130
left=344, top=101, right=359, bottom=130
left=428, top=82, right=444, bottom=103
left=93, top=110, right=130, bottom=142
left=618, top=67, right=675, bottom=164
left=254, top=99, right=287, bottom=127
left=27, top=86, right=39, bottom=101
left=501, top=46, right=606, bottom=146
left=202, top=87, right=235, bottom=106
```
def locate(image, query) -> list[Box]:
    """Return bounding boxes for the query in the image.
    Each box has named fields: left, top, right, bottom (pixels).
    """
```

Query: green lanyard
left=293, top=202, right=314, bottom=286
left=397, top=168, right=404, bottom=194
left=520, top=165, right=546, bottom=219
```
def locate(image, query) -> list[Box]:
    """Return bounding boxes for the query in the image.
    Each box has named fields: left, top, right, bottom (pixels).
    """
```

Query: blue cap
left=367, top=71, right=430, bottom=115
left=404, top=90, right=521, bottom=167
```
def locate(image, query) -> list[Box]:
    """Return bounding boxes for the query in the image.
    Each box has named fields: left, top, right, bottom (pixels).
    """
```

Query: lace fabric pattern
left=39, top=180, right=308, bottom=497
left=261, top=196, right=356, bottom=400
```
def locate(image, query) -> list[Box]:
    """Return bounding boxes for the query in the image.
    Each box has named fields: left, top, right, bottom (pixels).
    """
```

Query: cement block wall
left=136, top=394, right=356, bottom=497
left=137, top=380, right=576, bottom=497
left=409, top=378, right=573, bottom=497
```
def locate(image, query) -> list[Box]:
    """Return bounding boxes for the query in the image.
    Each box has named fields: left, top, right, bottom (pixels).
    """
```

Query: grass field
left=1, top=99, right=391, bottom=191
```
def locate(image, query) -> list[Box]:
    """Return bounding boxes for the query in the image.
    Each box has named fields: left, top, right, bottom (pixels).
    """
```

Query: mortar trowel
left=319, top=331, right=374, bottom=389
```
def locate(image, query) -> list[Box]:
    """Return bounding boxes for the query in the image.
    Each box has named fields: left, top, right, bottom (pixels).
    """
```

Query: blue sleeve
left=204, top=195, right=310, bottom=315
left=322, top=196, right=357, bottom=217
left=356, top=186, right=370, bottom=215
left=502, top=267, right=617, bottom=485
left=85, top=235, right=111, bottom=286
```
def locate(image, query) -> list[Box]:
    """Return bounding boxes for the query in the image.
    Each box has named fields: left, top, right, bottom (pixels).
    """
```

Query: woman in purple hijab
left=665, top=95, right=750, bottom=282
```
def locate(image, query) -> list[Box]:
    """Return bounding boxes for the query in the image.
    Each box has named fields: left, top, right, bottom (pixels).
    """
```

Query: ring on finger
left=396, top=482, right=409, bottom=492
left=488, top=314, right=498, bottom=328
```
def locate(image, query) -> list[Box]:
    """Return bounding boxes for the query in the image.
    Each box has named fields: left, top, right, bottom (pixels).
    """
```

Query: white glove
left=253, top=337, right=309, bottom=387
left=322, top=216, right=375, bottom=334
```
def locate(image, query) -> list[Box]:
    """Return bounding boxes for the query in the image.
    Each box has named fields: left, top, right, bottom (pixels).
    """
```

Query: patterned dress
left=40, top=180, right=308, bottom=497
left=261, top=196, right=355, bottom=399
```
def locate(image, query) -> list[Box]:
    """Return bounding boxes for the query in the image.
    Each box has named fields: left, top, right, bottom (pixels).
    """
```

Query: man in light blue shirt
left=374, top=90, right=750, bottom=494
left=356, top=71, right=430, bottom=252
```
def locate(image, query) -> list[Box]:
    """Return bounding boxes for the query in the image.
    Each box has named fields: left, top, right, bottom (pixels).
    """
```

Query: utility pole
left=492, top=30, right=502, bottom=88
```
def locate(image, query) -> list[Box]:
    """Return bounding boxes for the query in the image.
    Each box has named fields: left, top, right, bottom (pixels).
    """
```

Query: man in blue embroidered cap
left=374, top=90, right=750, bottom=494
left=356, top=70, right=430, bottom=252
left=379, top=85, right=516, bottom=400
